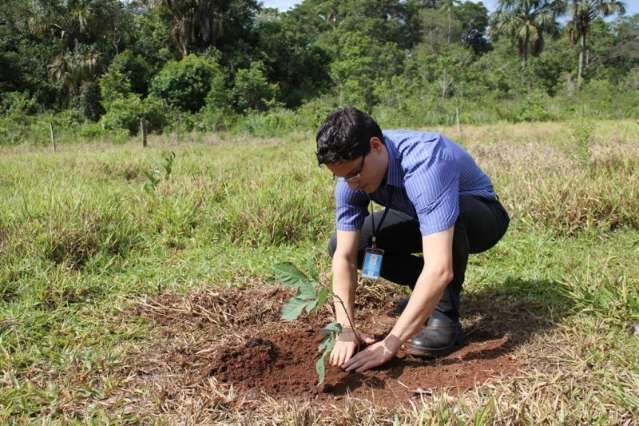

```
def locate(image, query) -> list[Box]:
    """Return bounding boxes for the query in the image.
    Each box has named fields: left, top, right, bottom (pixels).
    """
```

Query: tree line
left=0, top=0, right=637, bottom=141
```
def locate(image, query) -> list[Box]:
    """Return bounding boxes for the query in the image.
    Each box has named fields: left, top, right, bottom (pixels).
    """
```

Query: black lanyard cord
left=369, top=189, right=393, bottom=248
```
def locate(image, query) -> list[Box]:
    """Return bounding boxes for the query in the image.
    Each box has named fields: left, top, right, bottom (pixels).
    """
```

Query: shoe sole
left=406, top=332, right=464, bottom=358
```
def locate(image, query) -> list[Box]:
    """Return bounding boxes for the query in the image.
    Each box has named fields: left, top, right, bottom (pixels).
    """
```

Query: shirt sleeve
left=404, top=156, right=460, bottom=236
left=334, top=179, right=370, bottom=231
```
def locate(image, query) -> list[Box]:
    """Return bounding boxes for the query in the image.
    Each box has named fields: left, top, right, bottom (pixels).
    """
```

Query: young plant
left=273, top=262, right=359, bottom=385
left=143, top=151, right=176, bottom=193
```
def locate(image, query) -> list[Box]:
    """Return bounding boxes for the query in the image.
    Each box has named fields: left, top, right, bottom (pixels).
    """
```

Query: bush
left=513, top=90, right=556, bottom=123
left=150, top=54, right=226, bottom=113
left=235, top=108, right=299, bottom=137
left=232, top=61, right=279, bottom=112
left=100, top=94, right=167, bottom=135
left=0, top=92, right=38, bottom=115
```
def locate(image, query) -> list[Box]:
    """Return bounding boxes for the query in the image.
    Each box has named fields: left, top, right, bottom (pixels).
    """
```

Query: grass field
left=1, top=120, right=638, bottom=424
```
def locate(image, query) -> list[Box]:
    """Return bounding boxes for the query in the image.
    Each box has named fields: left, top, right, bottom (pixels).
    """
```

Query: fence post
left=49, top=122, right=56, bottom=152
left=140, top=119, right=147, bottom=148
left=455, top=108, right=462, bottom=138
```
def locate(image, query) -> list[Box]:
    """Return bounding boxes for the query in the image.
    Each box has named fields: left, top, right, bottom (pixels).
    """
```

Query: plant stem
left=331, top=294, right=362, bottom=350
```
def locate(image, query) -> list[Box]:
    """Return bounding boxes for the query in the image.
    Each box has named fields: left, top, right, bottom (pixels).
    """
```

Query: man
left=316, top=107, right=509, bottom=373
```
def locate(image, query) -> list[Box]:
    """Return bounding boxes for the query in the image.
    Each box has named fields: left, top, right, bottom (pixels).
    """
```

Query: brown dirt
left=117, top=284, right=527, bottom=409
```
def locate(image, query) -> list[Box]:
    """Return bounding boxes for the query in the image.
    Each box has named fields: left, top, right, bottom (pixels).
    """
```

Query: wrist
left=383, top=334, right=403, bottom=354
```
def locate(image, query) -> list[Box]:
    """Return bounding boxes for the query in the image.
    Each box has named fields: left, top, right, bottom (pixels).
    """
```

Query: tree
left=232, top=61, right=279, bottom=112
left=566, top=0, right=626, bottom=87
left=438, top=0, right=462, bottom=43
left=141, top=0, right=259, bottom=58
left=491, top=0, right=563, bottom=67
left=150, top=54, right=226, bottom=112
left=252, top=9, right=330, bottom=107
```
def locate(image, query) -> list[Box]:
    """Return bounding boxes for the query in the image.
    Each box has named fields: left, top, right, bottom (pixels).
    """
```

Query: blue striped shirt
left=335, top=130, right=496, bottom=236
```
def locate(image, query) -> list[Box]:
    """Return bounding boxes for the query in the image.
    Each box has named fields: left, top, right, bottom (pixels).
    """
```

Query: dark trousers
left=328, top=196, right=510, bottom=321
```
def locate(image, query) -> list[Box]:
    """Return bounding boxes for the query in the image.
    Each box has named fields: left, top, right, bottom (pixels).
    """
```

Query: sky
left=260, top=0, right=639, bottom=16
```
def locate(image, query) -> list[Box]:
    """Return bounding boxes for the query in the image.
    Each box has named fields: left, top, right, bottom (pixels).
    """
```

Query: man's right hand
left=329, top=328, right=376, bottom=368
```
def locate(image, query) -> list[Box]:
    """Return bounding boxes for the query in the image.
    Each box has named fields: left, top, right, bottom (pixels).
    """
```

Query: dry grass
left=2, top=119, right=638, bottom=424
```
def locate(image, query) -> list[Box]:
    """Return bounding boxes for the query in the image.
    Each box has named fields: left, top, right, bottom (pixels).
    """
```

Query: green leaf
left=318, top=334, right=333, bottom=353
left=273, top=262, right=311, bottom=288
left=316, top=350, right=328, bottom=385
left=298, top=280, right=317, bottom=299
left=305, top=298, right=319, bottom=313
left=308, top=262, right=320, bottom=282
left=316, top=287, right=330, bottom=309
left=281, top=296, right=309, bottom=321
left=322, top=322, right=342, bottom=335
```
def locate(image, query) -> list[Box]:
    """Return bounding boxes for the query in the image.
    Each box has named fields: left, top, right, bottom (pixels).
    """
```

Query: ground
left=1, top=120, right=638, bottom=424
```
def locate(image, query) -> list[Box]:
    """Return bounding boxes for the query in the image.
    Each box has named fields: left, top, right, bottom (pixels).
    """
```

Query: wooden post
left=455, top=108, right=462, bottom=137
left=140, top=119, right=147, bottom=148
left=49, top=122, right=56, bottom=152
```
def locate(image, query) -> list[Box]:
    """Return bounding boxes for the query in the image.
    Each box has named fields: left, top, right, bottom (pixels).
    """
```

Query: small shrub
left=232, top=61, right=280, bottom=112
left=570, top=119, right=594, bottom=169
left=100, top=94, right=167, bottom=135
left=0, top=91, right=38, bottom=115
left=150, top=54, right=226, bottom=113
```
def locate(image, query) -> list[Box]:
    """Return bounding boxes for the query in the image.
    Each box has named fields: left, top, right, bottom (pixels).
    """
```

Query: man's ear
left=370, top=136, right=383, bottom=151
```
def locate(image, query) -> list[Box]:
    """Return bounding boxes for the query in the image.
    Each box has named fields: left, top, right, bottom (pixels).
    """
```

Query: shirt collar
left=384, top=134, right=403, bottom=188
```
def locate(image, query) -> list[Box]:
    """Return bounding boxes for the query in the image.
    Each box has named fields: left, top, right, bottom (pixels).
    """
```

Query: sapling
left=273, top=262, right=361, bottom=385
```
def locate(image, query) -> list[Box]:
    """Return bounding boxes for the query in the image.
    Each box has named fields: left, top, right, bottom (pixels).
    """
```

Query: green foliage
left=513, top=90, right=556, bottom=122
left=254, top=11, right=331, bottom=107
left=0, top=0, right=638, bottom=141
left=570, top=118, right=594, bottom=168
left=150, top=54, right=226, bottom=113
left=0, top=92, right=38, bottom=115
left=106, top=50, right=153, bottom=97
left=79, top=82, right=104, bottom=121
left=143, top=151, right=177, bottom=194
left=99, top=94, right=167, bottom=135
left=273, top=262, right=338, bottom=385
left=232, top=61, right=279, bottom=112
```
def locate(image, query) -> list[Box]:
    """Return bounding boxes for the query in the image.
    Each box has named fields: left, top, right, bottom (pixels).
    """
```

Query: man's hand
left=343, top=335, right=402, bottom=373
left=329, top=329, right=375, bottom=368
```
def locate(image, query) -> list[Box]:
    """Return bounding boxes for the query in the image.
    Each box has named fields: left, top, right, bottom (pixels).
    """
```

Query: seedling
left=143, top=151, right=176, bottom=193
left=273, top=262, right=360, bottom=385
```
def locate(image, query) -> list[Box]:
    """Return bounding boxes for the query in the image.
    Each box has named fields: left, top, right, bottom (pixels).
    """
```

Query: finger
left=335, top=351, right=344, bottom=367
left=355, top=356, right=378, bottom=373
left=345, top=352, right=367, bottom=372
left=363, top=335, right=376, bottom=345
left=345, top=346, right=355, bottom=365
left=340, top=345, right=353, bottom=367
left=329, top=347, right=339, bottom=366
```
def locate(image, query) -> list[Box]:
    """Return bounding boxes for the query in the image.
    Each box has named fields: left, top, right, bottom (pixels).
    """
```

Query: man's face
left=326, top=137, right=387, bottom=193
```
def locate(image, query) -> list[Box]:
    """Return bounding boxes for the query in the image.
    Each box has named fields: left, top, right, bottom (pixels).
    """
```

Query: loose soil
left=116, top=283, right=538, bottom=409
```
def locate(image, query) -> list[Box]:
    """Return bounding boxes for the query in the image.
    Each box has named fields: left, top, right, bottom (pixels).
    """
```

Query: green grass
left=1, top=120, right=638, bottom=423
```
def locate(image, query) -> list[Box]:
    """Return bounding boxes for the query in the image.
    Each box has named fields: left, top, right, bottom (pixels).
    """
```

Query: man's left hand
left=343, top=335, right=401, bottom=372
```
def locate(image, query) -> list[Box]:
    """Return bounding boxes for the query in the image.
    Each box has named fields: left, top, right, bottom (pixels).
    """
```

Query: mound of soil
left=124, top=285, right=529, bottom=408
left=205, top=322, right=515, bottom=406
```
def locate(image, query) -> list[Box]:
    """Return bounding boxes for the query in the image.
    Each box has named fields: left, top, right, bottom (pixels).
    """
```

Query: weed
left=570, top=118, right=594, bottom=170
left=144, top=151, right=176, bottom=193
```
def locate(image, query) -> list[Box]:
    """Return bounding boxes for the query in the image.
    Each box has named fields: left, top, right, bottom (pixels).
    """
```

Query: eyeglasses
left=342, top=154, right=366, bottom=183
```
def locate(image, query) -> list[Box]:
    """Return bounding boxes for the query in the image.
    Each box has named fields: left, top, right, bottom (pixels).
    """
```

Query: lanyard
left=369, top=188, right=393, bottom=249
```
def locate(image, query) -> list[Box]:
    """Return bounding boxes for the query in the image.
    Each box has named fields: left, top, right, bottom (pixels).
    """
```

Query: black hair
left=315, top=107, right=383, bottom=165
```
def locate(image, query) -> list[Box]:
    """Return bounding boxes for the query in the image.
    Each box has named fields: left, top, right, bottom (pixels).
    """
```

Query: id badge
left=362, top=248, right=384, bottom=280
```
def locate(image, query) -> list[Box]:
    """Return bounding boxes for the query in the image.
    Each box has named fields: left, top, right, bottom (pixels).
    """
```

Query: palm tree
left=566, top=0, right=625, bottom=88
left=142, top=0, right=257, bottom=58
left=492, top=0, right=563, bottom=67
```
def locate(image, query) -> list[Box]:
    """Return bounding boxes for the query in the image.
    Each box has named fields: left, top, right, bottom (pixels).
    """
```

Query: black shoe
left=407, top=313, right=464, bottom=358
left=390, top=297, right=409, bottom=316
